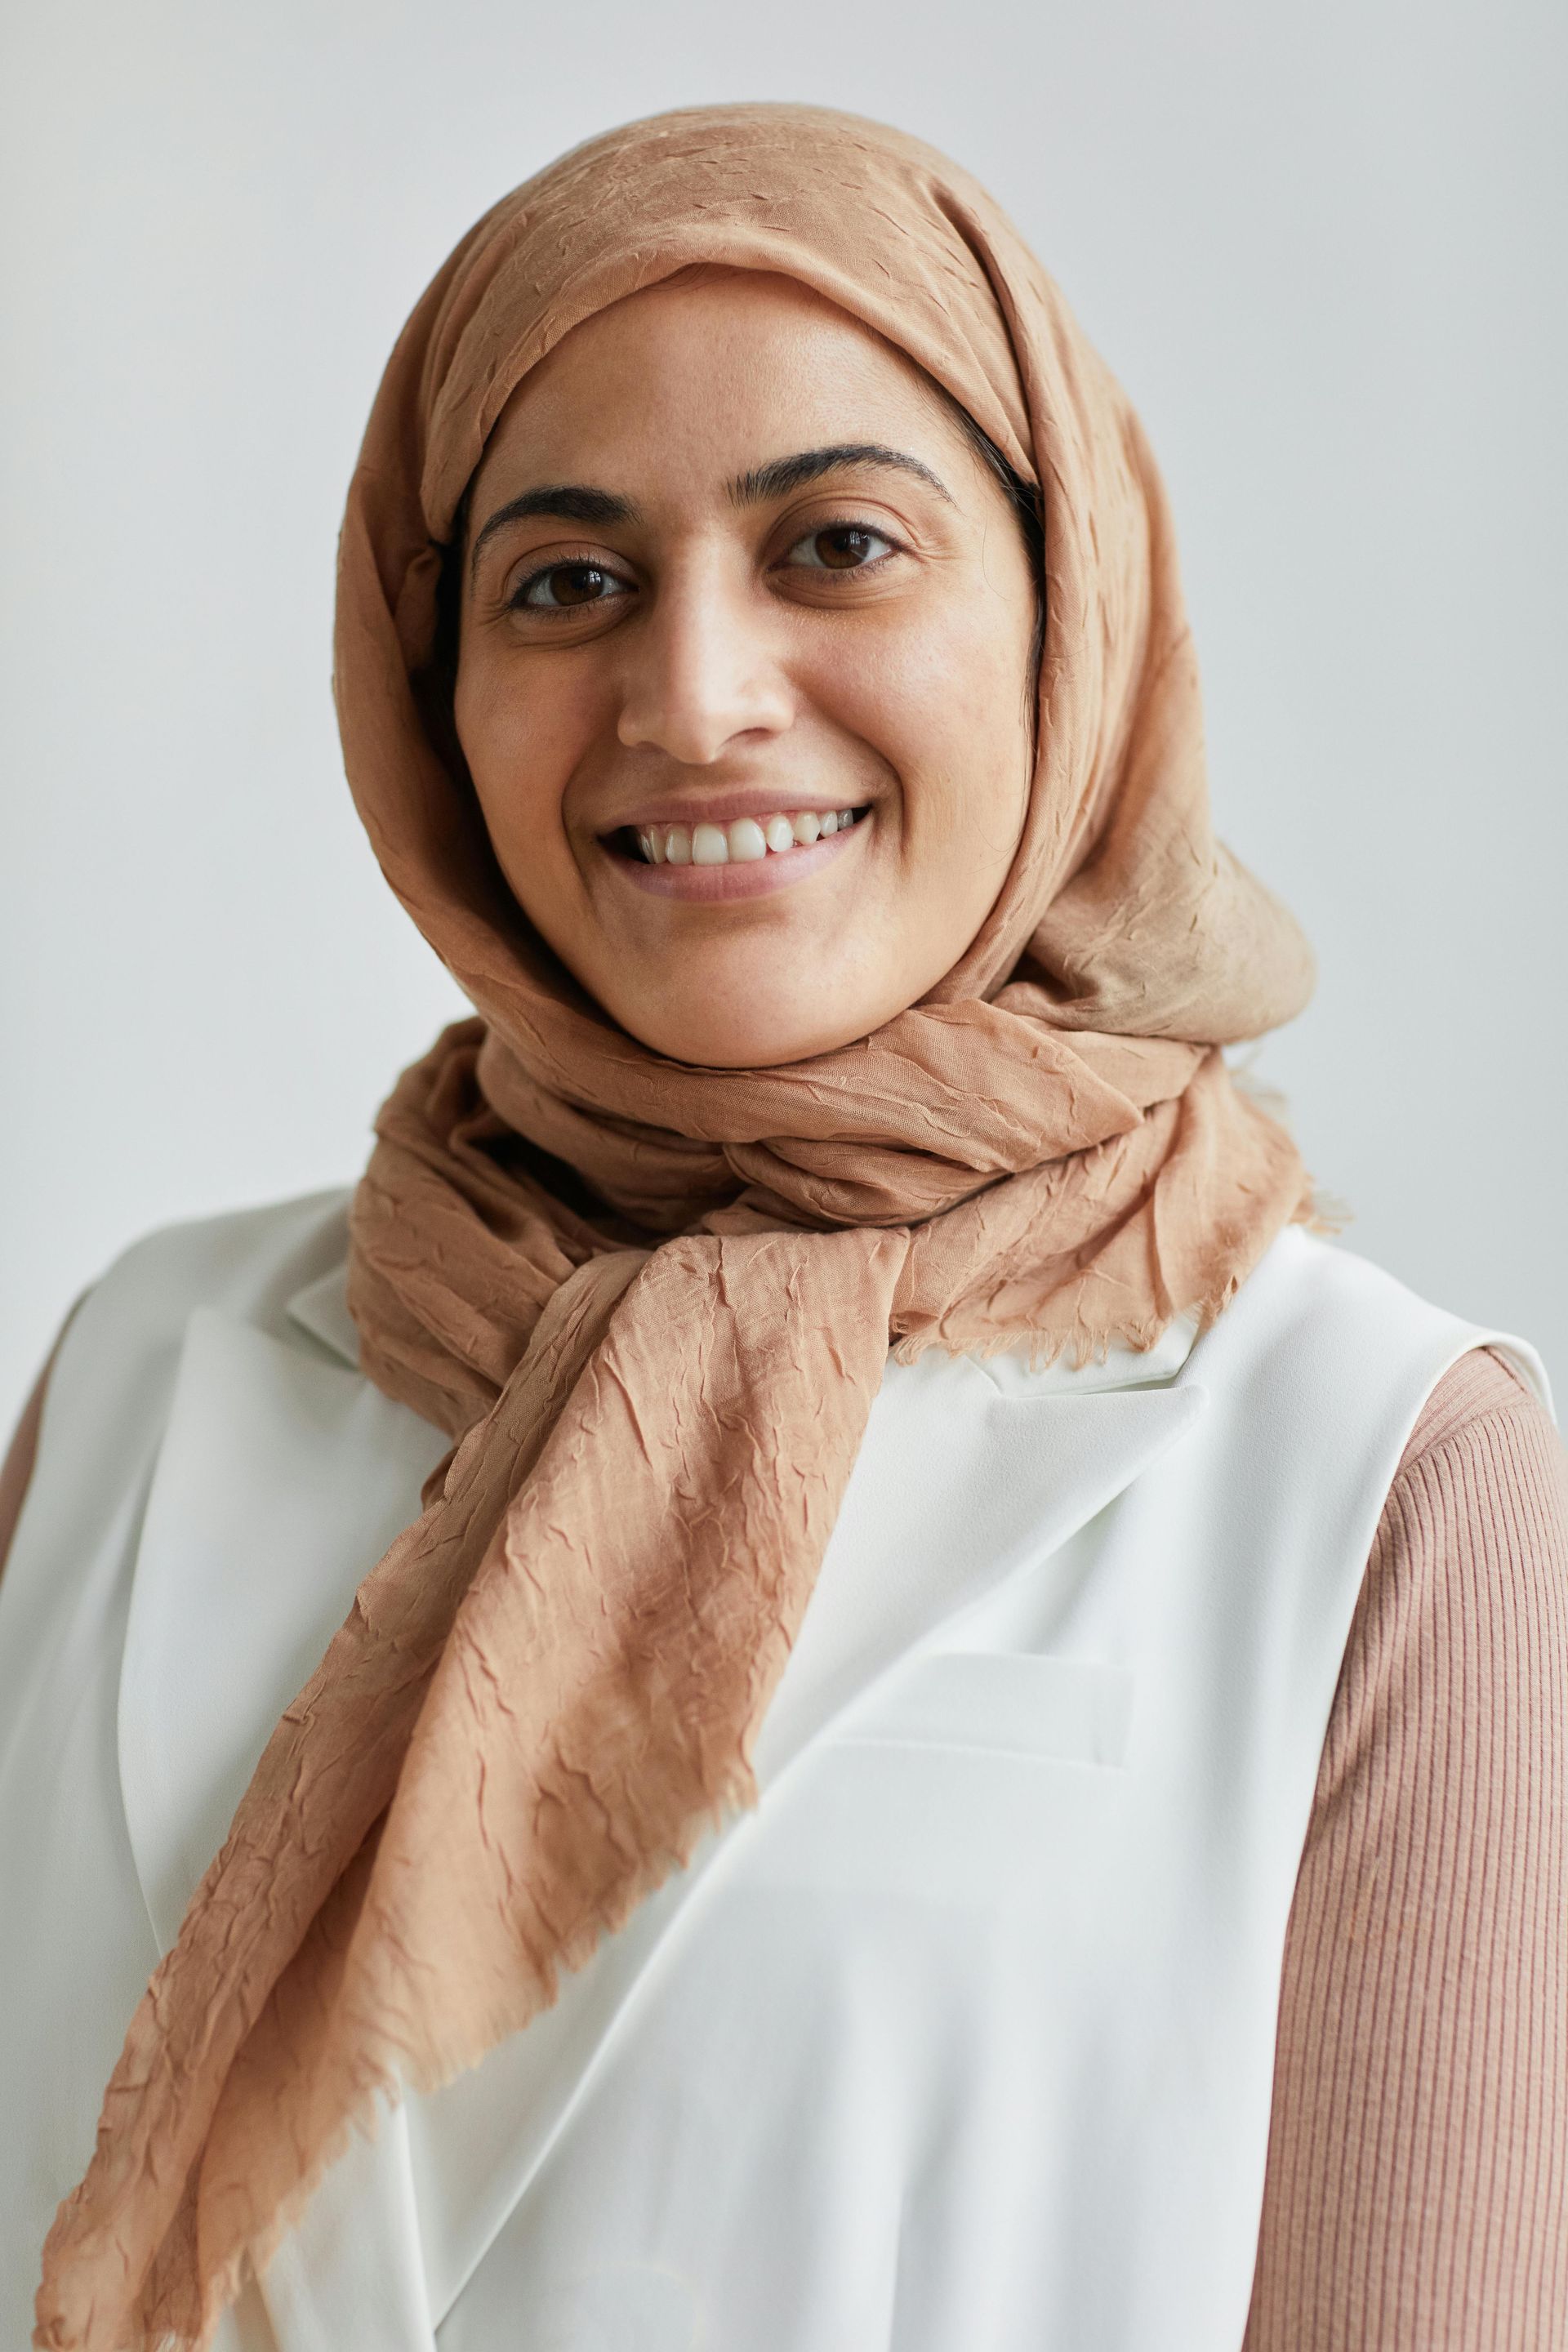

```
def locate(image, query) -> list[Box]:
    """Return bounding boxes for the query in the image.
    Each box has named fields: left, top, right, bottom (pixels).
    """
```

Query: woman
left=3, top=103, right=1564, bottom=2352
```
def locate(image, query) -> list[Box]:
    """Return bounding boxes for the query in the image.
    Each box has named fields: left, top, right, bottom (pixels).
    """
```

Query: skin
left=455, top=269, right=1038, bottom=1068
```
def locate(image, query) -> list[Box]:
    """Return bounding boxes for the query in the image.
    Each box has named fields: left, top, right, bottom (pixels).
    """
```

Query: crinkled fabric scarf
left=38, top=103, right=1315, bottom=2350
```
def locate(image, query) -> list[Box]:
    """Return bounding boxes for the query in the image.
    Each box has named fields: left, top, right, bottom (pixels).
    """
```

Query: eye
left=512, top=561, right=633, bottom=612
left=782, top=523, right=898, bottom=573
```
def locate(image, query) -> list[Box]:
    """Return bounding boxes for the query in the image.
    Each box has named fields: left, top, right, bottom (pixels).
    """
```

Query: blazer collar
left=754, top=1348, right=1205, bottom=1780
left=117, top=1300, right=448, bottom=1958
left=284, top=1262, right=363, bottom=1367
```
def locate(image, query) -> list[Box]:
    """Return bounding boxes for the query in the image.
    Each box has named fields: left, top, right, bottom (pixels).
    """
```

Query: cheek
left=820, top=599, right=1032, bottom=854
left=455, top=657, right=592, bottom=898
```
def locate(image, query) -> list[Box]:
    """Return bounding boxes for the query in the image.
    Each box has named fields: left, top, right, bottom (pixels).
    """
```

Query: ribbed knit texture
left=1245, top=1348, right=1568, bottom=2348
left=2, top=1339, right=1565, bottom=2334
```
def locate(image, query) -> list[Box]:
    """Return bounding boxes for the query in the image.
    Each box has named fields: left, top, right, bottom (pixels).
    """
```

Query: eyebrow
left=728, top=443, right=955, bottom=507
left=469, top=484, right=642, bottom=578
left=467, top=443, right=956, bottom=580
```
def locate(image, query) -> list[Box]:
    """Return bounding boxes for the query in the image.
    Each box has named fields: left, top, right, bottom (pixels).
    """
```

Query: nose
left=616, top=556, right=793, bottom=765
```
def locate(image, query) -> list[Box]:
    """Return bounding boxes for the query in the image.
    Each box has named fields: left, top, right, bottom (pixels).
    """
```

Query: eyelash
left=505, top=517, right=903, bottom=616
left=508, top=559, right=633, bottom=614
left=778, top=519, right=900, bottom=574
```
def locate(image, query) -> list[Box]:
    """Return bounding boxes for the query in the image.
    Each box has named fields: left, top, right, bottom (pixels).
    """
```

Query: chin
left=612, top=992, right=880, bottom=1071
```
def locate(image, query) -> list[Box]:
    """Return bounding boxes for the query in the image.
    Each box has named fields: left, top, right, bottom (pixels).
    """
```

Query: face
left=454, top=270, right=1037, bottom=1067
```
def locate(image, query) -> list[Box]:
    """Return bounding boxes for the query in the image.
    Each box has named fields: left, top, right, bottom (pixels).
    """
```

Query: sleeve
left=1243, top=1347, right=1568, bottom=2352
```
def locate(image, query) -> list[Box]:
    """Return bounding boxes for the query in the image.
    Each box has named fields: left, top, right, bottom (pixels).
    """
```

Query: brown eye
left=815, top=528, right=875, bottom=569
left=514, top=562, right=630, bottom=612
left=783, top=523, right=897, bottom=573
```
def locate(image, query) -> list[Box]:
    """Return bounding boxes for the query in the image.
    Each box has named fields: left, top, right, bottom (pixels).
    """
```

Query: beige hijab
left=38, top=103, right=1314, bottom=2350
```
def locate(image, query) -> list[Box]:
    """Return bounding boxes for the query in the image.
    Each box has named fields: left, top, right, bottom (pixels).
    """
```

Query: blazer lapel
left=116, top=1292, right=448, bottom=2352
left=117, top=1303, right=447, bottom=1955
left=754, top=1348, right=1207, bottom=1778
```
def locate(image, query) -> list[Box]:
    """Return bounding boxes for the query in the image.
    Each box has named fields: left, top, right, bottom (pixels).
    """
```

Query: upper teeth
left=635, top=809, right=862, bottom=866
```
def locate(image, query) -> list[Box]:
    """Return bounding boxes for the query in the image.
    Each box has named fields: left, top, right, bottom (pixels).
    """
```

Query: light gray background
left=2, top=0, right=1563, bottom=1432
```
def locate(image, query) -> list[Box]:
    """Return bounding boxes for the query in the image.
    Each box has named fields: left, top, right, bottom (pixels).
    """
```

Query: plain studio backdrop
left=2, top=0, right=1564, bottom=1431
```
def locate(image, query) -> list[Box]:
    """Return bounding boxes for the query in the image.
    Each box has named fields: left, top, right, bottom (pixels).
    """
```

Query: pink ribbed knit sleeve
left=1245, top=1348, right=1568, bottom=2349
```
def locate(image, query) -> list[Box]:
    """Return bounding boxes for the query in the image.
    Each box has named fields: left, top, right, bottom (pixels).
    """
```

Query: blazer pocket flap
left=835, top=1652, right=1133, bottom=1770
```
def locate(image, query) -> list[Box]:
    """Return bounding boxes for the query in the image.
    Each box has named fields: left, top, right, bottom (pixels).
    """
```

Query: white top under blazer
left=0, top=1189, right=1551, bottom=2352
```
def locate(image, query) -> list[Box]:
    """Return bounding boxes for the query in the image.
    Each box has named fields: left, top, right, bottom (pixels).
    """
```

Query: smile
left=630, top=807, right=866, bottom=866
left=604, top=805, right=871, bottom=901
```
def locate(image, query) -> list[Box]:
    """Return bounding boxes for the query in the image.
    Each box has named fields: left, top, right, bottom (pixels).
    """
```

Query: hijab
left=38, top=103, right=1314, bottom=2351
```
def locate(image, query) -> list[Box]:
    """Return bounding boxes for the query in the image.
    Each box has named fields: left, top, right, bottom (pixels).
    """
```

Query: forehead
left=470, top=270, right=970, bottom=501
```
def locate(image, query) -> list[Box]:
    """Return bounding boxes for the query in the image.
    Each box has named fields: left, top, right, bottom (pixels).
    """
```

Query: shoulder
left=1183, top=1230, right=1553, bottom=1569
left=1312, top=1340, right=1566, bottom=1851
left=7, top=1189, right=357, bottom=1567
left=1364, top=1343, right=1566, bottom=1663
left=1232, top=1224, right=1540, bottom=1365
left=1209, top=1224, right=1555, bottom=1441
left=1392, top=1342, right=1560, bottom=1483
left=70, top=1185, right=355, bottom=1364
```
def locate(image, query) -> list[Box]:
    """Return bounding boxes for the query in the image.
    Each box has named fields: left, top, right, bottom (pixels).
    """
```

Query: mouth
left=599, top=803, right=872, bottom=900
left=617, top=804, right=869, bottom=866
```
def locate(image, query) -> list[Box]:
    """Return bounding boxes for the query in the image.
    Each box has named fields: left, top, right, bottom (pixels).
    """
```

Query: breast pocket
left=834, top=1650, right=1134, bottom=1771
left=747, top=1654, right=1137, bottom=1912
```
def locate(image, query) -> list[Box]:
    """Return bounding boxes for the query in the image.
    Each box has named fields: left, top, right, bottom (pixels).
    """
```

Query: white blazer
left=0, top=1190, right=1549, bottom=2352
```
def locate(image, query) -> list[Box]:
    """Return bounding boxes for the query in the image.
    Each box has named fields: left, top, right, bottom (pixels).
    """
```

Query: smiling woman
left=3, top=101, right=1565, bottom=2352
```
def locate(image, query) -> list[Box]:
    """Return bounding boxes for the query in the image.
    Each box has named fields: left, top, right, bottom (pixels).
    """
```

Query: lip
left=601, top=788, right=872, bottom=831
left=603, top=813, right=870, bottom=900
